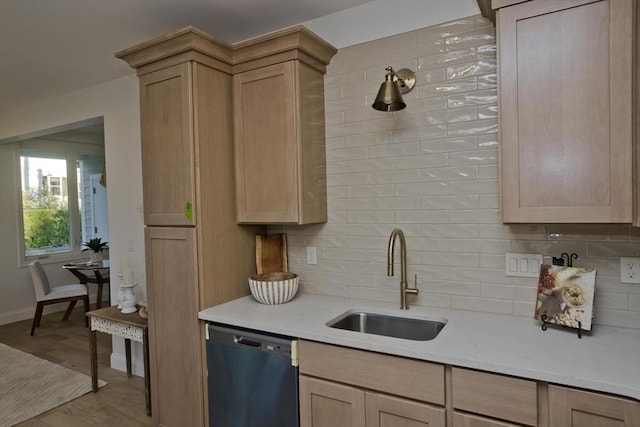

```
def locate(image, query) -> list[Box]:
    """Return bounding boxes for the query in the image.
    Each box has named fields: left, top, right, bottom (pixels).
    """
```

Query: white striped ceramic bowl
left=248, top=272, right=299, bottom=305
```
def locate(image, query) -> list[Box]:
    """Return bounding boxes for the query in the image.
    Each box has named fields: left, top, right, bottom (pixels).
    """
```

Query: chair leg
left=31, top=302, right=44, bottom=336
left=62, top=300, right=77, bottom=321
left=83, top=295, right=90, bottom=327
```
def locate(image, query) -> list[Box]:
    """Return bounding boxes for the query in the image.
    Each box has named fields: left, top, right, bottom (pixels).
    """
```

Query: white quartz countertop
left=199, top=293, right=640, bottom=400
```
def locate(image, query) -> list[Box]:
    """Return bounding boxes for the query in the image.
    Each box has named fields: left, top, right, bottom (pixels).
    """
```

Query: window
left=20, top=153, right=71, bottom=256
left=19, top=139, right=107, bottom=261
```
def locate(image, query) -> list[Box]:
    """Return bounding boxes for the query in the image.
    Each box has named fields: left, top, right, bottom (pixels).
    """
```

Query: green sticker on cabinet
left=185, top=201, right=193, bottom=221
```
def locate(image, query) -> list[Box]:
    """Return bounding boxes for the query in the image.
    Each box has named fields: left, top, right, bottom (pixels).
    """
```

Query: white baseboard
left=0, top=297, right=110, bottom=326
left=110, top=351, right=145, bottom=377
left=0, top=307, right=37, bottom=325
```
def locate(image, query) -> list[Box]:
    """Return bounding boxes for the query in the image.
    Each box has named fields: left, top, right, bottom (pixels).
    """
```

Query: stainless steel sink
left=326, top=311, right=446, bottom=341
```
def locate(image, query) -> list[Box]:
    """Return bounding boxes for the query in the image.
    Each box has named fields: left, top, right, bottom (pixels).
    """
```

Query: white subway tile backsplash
left=417, top=18, right=475, bottom=41
left=325, top=95, right=367, bottom=113
left=369, top=169, right=420, bottom=184
left=394, top=181, right=448, bottom=196
left=419, top=77, right=478, bottom=98
left=393, top=153, right=448, bottom=170
left=447, top=89, right=497, bottom=107
left=449, top=179, right=498, bottom=195
left=392, top=125, right=448, bottom=143
left=446, top=60, right=497, bottom=80
left=326, top=172, right=369, bottom=187
left=326, top=121, right=368, bottom=138
left=451, top=296, right=512, bottom=315
left=369, top=142, right=420, bottom=159
left=449, top=209, right=499, bottom=224
left=420, top=166, right=479, bottom=182
left=447, top=119, right=498, bottom=137
left=513, top=301, right=535, bottom=317
left=370, top=223, right=421, bottom=237
left=396, top=210, right=449, bottom=224
left=328, top=211, right=347, bottom=223
left=422, top=224, right=480, bottom=239
left=347, top=211, right=395, bottom=224
left=421, top=195, right=479, bottom=210
left=444, top=28, right=495, bottom=49
left=326, top=146, right=369, bottom=162
left=419, top=136, right=477, bottom=153
left=412, top=96, right=448, bottom=112
left=324, top=69, right=367, bottom=89
left=364, top=31, right=417, bottom=54
left=450, top=239, right=511, bottom=254
left=419, top=47, right=477, bottom=70
left=413, top=292, right=452, bottom=309
left=273, top=17, right=639, bottom=329
left=480, top=283, right=536, bottom=300
left=448, top=149, right=497, bottom=166
left=594, top=292, right=629, bottom=310
left=370, top=197, right=421, bottom=211
left=349, top=286, right=397, bottom=303
left=328, top=198, right=370, bottom=211
left=592, top=308, right=640, bottom=329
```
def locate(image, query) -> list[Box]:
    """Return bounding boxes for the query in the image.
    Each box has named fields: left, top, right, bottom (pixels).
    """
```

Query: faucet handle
left=406, top=274, right=419, bottom=294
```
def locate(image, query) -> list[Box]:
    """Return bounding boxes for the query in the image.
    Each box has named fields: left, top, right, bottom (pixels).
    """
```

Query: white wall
left=0, top=74, right=146, bottom=372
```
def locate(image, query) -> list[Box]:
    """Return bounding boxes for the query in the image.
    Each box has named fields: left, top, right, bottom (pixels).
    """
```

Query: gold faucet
left=387, top=228, right=419, bottom=309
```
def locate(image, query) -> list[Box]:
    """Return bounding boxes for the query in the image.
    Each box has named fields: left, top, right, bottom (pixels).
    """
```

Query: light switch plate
left=505, top=253, right=543, bottom=278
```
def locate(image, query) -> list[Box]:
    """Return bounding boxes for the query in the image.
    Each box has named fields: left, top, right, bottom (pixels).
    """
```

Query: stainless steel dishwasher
left=206, top=324, right=299, bottom=427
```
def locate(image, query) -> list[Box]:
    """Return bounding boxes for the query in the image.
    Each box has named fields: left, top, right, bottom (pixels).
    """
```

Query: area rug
left=0, top=343, right=106, bottom=426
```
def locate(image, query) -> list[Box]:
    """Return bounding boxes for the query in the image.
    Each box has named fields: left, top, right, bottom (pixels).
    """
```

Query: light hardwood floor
left=0, top=307, right=152, bottom=427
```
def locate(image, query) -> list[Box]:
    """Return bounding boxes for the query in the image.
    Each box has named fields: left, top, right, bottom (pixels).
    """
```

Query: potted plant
left=82, top=237, right=108, bottom=262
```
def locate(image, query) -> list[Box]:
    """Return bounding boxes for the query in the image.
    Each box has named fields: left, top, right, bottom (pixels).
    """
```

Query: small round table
left=62, top=260, right=110, bottom=309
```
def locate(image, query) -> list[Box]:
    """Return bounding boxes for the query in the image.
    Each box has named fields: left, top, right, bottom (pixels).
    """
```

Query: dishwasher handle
left=234, top=335, right=262, bottom=348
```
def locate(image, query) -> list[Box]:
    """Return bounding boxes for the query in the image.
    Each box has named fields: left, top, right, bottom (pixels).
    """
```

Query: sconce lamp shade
left=371, top=67, right=416, bottom=112
left=372, top=75, right=406, bottom=111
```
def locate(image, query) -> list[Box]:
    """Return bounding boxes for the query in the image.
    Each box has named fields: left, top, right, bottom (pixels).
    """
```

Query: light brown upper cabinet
left=496, top=0, right=636, bottom=223
left=139, top=62, right=196, bottom=226
left=233, top=28, right=336, bottom=224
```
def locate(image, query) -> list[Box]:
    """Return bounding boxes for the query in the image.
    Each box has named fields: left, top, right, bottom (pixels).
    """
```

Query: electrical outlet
left=306, top=247, right=317, bottom=265
left=620, top=257, right=640, bottom=284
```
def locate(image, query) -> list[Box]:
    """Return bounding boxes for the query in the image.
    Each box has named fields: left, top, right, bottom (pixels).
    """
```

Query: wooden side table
left=87, top=306, right=151, bottom=416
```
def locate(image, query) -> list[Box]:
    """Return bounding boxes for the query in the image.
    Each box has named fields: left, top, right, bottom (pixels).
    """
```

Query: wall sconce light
left=372, top=66, right=416, bottom=112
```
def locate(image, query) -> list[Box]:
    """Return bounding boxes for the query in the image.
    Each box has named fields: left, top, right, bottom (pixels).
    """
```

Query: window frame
left=17, top=139, right=105, bottom=265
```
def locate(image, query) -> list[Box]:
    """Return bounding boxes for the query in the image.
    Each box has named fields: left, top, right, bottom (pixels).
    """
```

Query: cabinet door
left=451, top=367, right=537, bottom=426
left=145, top=227, right=203, bottom=427
left=140, top=63, right=196, bottom=226
left=366, top=392, right=445, bottom=427
left=499, top=0, right=633, bottom=223
left=452, top=412, right=520, bottom=427
left=548, top=385, right=640, bottom=427
left=300, top=375, right=366, bottom=427
left=234, top=61, right=299, bottom=223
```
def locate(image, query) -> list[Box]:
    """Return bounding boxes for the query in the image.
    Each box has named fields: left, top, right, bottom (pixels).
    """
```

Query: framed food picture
left=534, top=264, right=597, bottom=330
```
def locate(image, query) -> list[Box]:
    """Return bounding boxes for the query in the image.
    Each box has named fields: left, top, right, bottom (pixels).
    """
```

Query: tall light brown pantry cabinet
left=496, top=0, right=636, bottom=223
left=117, top=28, right=260, bottom=427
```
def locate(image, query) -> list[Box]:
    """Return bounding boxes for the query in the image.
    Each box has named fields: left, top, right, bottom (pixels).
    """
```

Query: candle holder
left=120, top=282, right=138, bottom=314
left=117, top=270, right=138, bottom=314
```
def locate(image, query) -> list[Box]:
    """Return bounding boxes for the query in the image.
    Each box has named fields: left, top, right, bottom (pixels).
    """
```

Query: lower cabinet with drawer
left=298, top=340, right=640, bottom=427
left=548, top=385, right=640, bottom=426
left=298, top=340, right=446, bottom=427
left=451, top=367, right=537, bottom=426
